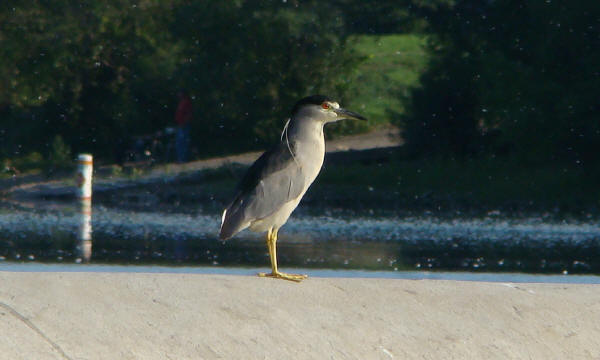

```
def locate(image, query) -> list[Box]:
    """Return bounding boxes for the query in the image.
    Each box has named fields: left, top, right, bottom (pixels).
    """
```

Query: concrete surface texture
left=1, top=272, right=599, bottom=359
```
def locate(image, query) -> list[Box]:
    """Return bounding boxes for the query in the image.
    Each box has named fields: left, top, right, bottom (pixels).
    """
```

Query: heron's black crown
left=291, top=95, right=333, bottom=115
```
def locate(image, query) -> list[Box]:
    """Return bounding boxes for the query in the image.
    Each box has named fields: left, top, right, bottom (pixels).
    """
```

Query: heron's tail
left=219, top=204, right=248, bottom=240
left=218, top=209, right=230, bottom=240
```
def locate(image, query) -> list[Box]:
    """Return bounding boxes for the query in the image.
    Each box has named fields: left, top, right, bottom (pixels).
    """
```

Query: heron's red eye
left=321, top=102, right=330, bottom=109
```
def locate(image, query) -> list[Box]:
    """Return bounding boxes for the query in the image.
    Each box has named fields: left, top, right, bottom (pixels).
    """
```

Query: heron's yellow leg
left=268, top=228, right=278, bottom=273
left=258, top=228, right=308, bottom=282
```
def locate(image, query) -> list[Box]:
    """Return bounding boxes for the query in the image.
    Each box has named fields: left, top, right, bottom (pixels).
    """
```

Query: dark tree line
left=1, top=0, right=598, bottom=172
left=400, top=0, right=600, bottom=170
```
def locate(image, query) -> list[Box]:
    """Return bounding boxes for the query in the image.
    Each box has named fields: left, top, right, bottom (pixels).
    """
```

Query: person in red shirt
left=174, top=90, right=193, bottom=162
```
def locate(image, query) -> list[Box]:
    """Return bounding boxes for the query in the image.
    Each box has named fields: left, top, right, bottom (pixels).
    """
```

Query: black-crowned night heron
left=219, top=95, right=366, bottom=281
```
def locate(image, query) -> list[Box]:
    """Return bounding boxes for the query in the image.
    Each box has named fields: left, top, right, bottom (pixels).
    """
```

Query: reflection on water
left=0, top=201, right=599, bottom=275
left=76, top=199, right=92, bottom=262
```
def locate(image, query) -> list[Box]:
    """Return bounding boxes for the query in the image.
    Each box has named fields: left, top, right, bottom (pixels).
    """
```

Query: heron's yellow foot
left=258, top=271, right=308, bottom=282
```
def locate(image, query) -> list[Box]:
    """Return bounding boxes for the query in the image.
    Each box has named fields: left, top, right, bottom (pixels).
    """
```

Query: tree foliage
left=170, top=1, right=360, bottom=153
left=400, top=0, right=600, bottom=168
left=1, top=1, right=179, bottom=160
left=0, top=0, right=360, bottom=162
left=2, top=0, right=598, bottom=172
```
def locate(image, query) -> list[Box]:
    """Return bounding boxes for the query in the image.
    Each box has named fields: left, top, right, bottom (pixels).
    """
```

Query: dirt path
left=1, top=127, right=401, bottom=199
left=143, top=126, right=401, bottom=178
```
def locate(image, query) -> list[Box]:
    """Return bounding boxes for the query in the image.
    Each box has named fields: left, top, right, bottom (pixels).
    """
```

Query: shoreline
left=2, top=264, right=600, bottom=284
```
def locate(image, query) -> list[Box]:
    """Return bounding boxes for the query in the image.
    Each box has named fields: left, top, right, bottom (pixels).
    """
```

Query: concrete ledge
left=1, top=272, right=599, bottom=359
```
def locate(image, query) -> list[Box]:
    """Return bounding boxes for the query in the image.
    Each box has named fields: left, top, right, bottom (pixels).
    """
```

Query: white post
left=76, top=154, right=93, bottom=199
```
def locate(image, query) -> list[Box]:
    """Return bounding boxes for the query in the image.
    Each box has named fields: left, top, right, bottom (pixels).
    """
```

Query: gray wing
left=219, top=142, right=305, bottom=240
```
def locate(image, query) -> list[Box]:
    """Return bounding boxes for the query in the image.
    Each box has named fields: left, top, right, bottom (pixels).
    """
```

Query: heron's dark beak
left=334, top=108, right=367, bottom=121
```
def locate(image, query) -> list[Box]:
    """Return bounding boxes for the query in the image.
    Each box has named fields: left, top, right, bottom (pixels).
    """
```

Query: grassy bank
left=345, top=34, right=429, bottom=127
left=310, top=155, right=599, bottom=217
left=91, top=152, right=600, bottom=219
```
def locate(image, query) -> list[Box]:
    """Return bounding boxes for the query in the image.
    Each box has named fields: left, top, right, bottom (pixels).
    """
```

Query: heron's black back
left=219, top=140, right=306, bottom=240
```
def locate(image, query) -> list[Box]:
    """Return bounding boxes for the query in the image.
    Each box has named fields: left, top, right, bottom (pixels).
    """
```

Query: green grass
left=345, top=34, right=429, bottom=127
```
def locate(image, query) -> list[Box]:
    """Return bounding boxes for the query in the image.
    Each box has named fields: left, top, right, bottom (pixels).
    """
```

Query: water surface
left=1, top=201, right=599, bottom=280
